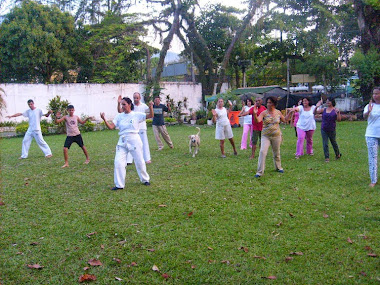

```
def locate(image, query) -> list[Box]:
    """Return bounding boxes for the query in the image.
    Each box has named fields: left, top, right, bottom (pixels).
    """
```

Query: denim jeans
left=321, top=129, right=340, bottom=159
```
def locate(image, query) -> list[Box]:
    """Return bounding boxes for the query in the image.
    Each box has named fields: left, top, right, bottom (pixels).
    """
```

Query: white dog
left=189, top=127, right=200, bottom=157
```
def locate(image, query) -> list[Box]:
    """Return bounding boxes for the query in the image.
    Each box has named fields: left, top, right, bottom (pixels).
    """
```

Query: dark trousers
left=321, top=129, right=340, bottom=159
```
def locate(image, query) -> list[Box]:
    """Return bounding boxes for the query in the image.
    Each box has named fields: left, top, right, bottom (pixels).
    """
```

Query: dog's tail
left=196, top=127, right=200, bottom=136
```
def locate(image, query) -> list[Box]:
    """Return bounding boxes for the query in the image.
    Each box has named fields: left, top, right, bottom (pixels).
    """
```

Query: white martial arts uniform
left=113, top=111, right=150, bottom=188
left=126, top=103, right=151, bottom=163
left=21, top=108, right=52, bottom=158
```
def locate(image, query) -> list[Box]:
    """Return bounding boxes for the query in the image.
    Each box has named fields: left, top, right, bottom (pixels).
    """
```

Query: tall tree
left=0, top=0, right=76, bottom=83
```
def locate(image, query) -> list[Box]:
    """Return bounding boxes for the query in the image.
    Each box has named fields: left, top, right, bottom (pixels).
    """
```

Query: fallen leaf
left=207, top=247, right=213, bottom=250
left=367, top=253, right=377, bottom=257
left=364, top=246, right=372, bottom=251
left=221, top=260, right=230, bottom=264
left=264, top=276, right=277, bottom=280
left=0, top=201, right=5, bottom=206
left=86, top=232, right=97, bottom=238
left=347, top=238, right=353, bottom=244
left=360, top=271, right=367, bottom=276
left=130, top=262, right=137, bottom=267
left=191, top=265, right=196, bottom=269
left=323, top=213, right=329, bottom=218
left=115, top=277, right=123, bottom=281
left=285, top=257, right=293, bottom=262
left=188, top=212, right=193, bottom=217
left=158, top=204, right=167, bottom=207
left=147, top=248, right=155, bottom=252
left=289, top=213, right=294, bottom=218
left=24, top=177, right=29, bottom=181
left=253, top=256, right=267, bottom=260
left=239, top=247, right=249, bottom=253
left=78, top=274, right=96, bottom=282
left=24, top=182, right=29, bottom=186
left=88, top=259, right=102, bottom=266
left=290, top=252, right=304, bottom=256
left=30, top=242, right=39, bottom=246
left=208, top=260, right=215, bottom=263
left=118, top=240, right=127, bottom=245
left=113, top=258, right=121, bottom=263
left=152, top=265, right=160, bottom=271
left=276, top=222, right=282, bottom=227
left=83, top=267, right=90, bottom=271
left=358, top=234, right=368, bottom=239
left=27, top=264, right=43, bottom=269
left=185, top=260, right=192, bottom=263
left=100, top=244, right=105, bottom=249
left=16, top=252, right=24, bottom=255
left=162, top=273, right=170, bottom=279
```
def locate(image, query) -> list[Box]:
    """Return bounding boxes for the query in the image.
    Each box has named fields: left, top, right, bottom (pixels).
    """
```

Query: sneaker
left=278, top=169, right=284, bottom=173
left=325, top=158, right=330, bottom=163
left=111, top=186, right=123, bottom=191
left=144, top=182, right=150, bottom=186
left=254, top=174, right=261, bottom=178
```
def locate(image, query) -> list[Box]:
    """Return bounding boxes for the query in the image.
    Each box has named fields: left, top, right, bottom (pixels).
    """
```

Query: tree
left=0, top=1, right=76, bottom=83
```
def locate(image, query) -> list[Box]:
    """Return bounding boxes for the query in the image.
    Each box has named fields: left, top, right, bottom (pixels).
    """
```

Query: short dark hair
left=122, top=97, right=134, bottom=110
left=246, top=98, right=254, bottom=105
left=67, top=105, right=74, bottom=110
left=27, top=99, right=34, bottom=104
left=266, top=96, right=278, bottom=107
left=302, top=97, right=312, bottom=106
left=327, top=98, right=336, bottom=107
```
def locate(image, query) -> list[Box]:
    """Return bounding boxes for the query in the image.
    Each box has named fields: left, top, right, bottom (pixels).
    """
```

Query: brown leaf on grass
left=0, top=201, right=5, bottom=206
left=83, top=267, right=90, bottom=271
left=360, top=271, right=367, bottom=276
left=253, top=256, right=267, bottom=260
left=285, top=257, right=293, bottom=262
left=158, top=204, right=167, bottom=207
left=27, top=264, right=43, bottom=269
left=24, top=182, right=29, bottom=186
left=221, top=260, right=230, bottom=264
left=207, top=247, right=214, bottom=251
left=24, top=177, right=29, bottom=181
left=323, top=213, right=329, bottom=218
left=347, top=238, right=353, bottom=244
left=367, top=253, right=377, bottom=257
left=290, top=252, right=304, bottom=256
left=30, top=242, right=39, bottom=246
left=364, top=246, right=372, bottom=251
left=162, top=273, right=171, bottom=279
left=289, top=213, right=294, bottom=218
left=276, top=222, right=282, bottom=227
left=118, top=240, right=127, bottom=245
left=16, top=252, right=24, bottom=255
left=185, top=260, right=192, bottom=263
left=147, top=248, right=155, bottom=252
left=358, top=234, right=368, bottom=239
left=208, top=260, right=215, bottom=263
left=78, top=274, right=96, bottom=282
left=188, top=211, right=193, bottom=217
left=239, top=247, right=249, bottom=253
left=152, top=265, right=160, bottom=272
left=86, top=232, right=97, bottom=238
left=100, top=244, right=105, bottom=249
left=113, top=258, right=121, bottom=263
left=115, top=277, right=123, bottom=281
left=191, top=265, right=196, bottom=269
left=264, top=276, right=277, bottom=280
left=88, top=259, right=102, bottom=266
left=130, top=262, right=137, bottom=267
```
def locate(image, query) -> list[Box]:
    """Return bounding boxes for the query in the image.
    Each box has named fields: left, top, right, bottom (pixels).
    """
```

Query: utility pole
left=286, top=58, right=290, bottom=108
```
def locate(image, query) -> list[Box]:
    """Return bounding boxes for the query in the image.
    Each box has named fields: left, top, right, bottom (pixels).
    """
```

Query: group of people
left=6, top=87, right=380, bottom=188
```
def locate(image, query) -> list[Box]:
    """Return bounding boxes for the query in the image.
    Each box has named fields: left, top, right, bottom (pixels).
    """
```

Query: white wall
left=0, top=82, right=203, bottom=122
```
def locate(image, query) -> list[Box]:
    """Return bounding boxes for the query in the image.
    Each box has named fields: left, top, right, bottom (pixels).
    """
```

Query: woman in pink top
left=55, top=105, right=93, bottom=168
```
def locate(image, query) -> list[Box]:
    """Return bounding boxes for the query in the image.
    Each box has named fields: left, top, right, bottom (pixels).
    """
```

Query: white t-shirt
left=215, top=107, right=230, bottom=126
left=364, top=103, right=380, bottom=138
left=243, top=106, right=252, bottom=125
left=296, top=105, right=316, bottom=131
left=113, top=111, right=146, bottom=138
left=133, top=103, right=149, bottom=130
left=22, top=108, right=43, bottom=131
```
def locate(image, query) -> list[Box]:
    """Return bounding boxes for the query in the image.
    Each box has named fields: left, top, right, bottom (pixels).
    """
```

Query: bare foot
left=46, top=154, right=53, bottom=158
left=146, top=160, right=151, bottom=164
left=61, top=163, right=69, bottom=168
left=19, top=157, right=25, bottom=160
left=84, top=160, right=90, bottom=164
left=369, top=183, right=376, bottom=187
left=249, top=155, right=255, bottom=160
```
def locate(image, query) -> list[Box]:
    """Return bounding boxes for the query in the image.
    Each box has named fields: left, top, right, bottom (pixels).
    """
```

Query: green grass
left=1, top=122, right=379, bottom=284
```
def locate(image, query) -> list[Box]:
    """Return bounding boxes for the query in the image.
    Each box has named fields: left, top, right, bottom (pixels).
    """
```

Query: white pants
left=126, top=129, right=151, bottom=163
left=114, top=134, right=150, bottom=188
left=21, top=130, right=52, bottom=158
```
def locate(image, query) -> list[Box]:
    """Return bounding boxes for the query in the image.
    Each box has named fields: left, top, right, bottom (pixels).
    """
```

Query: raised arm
left=167, top=101, right=172, bottom=112
left=363, top=100, right=373, bottom=119
left=314, top=99, right=323, bottom=115
left=226, top=100, right=233, bottom=115
left=335, top=107, right=342, bottom=122
left=55, top=112, right=66, bottom=124
left=44, top=110, right=53, bottom=117
left=211, top=109, right=217, bottom=123
left=117, top=95, right=122, bottom=113
left=77, top=116, right=94, bottom=125
left=252, top=106, right=265, bottom=123
left=6, top=113, right=23, bottom=118
left=100, top=112, right=115, bottom=130
left=146, top=102, right=154, bottom=119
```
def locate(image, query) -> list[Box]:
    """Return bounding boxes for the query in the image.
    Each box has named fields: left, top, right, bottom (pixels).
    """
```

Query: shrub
left=40, top=119, right=53, bottom=135
left=15, top=121, right=29, bottom=135
left=196, top=118, right=207, bottom=125
left=146, top=119, right=152, bottom=127
left=164, top=117, right=177, bottom=123
left=47, top=95, right=70, bottom=134
left=79, top=120, right=95, bottom=133
left=0, top=121, right=16, bottom=127
left=195, top=109, right=207, bottom=119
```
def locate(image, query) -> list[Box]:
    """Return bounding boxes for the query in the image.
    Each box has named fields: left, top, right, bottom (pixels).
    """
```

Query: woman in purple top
left=314, top=98, right=342, bottom=162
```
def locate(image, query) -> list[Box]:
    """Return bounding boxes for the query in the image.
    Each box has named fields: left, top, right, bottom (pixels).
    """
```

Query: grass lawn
left=0, top=121, right=379, bottom=284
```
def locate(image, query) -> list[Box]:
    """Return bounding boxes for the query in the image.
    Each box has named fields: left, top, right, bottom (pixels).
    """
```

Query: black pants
left=321, top=129, right=340, bottom=159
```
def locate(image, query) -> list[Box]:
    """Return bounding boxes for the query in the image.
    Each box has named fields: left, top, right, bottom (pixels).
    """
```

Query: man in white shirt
left=6, top=99, right=53, bottom=159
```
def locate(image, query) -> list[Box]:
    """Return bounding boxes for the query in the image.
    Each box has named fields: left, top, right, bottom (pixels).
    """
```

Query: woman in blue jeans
left=314, top=98, right=342, bottom=162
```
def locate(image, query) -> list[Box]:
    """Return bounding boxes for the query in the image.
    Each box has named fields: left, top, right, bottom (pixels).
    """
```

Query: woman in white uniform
left=101, top=97, right=153, bottom=190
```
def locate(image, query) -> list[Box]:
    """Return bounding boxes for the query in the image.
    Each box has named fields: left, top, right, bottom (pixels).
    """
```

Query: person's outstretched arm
left=6, top=113, right=23, bottom=118
left=100, top=112, right=115, bottom=129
